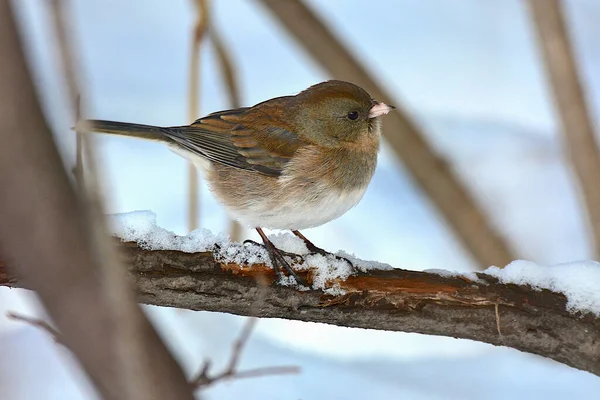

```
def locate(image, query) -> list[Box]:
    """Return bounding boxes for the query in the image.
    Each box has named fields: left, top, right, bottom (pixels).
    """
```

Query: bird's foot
left=243, top=240, right=303, bottom=261
left=244, top=238, right=308, bottom=287
left=292, top=230, right=356, bottom=271
left=306, top=245, right=356, bottom=270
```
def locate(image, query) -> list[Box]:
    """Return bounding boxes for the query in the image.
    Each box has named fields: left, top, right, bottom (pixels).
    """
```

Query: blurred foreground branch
left=257, top=0, right=515, bottom=270
left=49, top=0, right=195, bottom=397
left=1, top=243, right=599, bottom=377
left=0, top=1, right=194, bottom=398
left=528, top=0, right=600, bottom=258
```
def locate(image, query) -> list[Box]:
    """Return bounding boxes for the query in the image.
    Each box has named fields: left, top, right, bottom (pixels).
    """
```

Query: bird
left=83, top=80, right=394, bottom=285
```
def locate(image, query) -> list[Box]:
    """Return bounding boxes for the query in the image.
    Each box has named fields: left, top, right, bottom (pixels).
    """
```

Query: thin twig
left=49, top=0, right=84, bottom=188
left=187, top=0, right=209, bottom=232
left=193, top=366, right=300, bottom=389
left=225, top=366, right=300, bottom=381
left=6, top=312, right=63, bottom=344
left=190, top=317, right=300, bottom=390
left=208, top=23, right=243, bottom=241
left=209, top=27, right=240, bottom=108
left=73, top=94, right=84, bottom=183
left=226, top=317, right=257, bottom=372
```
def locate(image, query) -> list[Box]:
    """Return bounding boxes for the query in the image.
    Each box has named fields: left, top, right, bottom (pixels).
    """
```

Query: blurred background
left=2, top=0, right=600, bottom=398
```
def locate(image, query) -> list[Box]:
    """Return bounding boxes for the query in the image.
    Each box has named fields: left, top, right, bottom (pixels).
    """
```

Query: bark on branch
left=2, top=242, right=599, bottom=377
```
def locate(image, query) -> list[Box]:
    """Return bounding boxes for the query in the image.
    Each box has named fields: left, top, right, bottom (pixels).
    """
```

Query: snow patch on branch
left=484, top=260, right=600, bottom=316
left=423, top=269, right=482, bottom=283
left=109, top=210, right=230, bottom=252
left=108, top=211, right=392, bottom=293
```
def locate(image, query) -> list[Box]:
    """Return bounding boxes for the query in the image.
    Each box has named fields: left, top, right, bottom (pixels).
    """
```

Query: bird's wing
left=161, top=99, right=306, bottom=177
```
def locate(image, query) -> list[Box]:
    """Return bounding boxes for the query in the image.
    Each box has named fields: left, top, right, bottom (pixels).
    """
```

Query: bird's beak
left=369, top=101, right=395, bottom=118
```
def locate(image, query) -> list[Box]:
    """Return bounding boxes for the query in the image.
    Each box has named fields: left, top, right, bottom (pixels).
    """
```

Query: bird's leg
left=255, top=228, right=307, bottom=286
left=291, top=230, right=325, bottom=254
left=292, top=230, right=355, bottom=268
left=243, top=239, right=302, bottom=260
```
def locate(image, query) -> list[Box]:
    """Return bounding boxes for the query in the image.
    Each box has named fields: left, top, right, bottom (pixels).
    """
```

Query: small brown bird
left=85, top=80, right=393, bottom=284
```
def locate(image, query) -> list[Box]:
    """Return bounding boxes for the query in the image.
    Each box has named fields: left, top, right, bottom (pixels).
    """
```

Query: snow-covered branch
left=2, top=238, right=599, bottom=377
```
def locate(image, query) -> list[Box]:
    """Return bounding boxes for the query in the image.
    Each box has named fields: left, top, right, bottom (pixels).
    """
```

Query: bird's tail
left=80, top=120, right=170, bottom=143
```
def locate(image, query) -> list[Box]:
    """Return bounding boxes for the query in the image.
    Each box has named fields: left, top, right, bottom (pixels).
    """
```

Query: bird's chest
left=211, top=145, right=377, bottom=230
left=285, top=145, right=378, bottom=192
left=288, top=184, right=368, bottom=228
left=268, top=147, right=376, bottom=229
left=254, top=179, right=368, bottom=230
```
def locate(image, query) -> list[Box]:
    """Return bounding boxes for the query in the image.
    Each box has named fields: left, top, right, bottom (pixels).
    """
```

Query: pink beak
left=368, top=101, right=395, bottom=118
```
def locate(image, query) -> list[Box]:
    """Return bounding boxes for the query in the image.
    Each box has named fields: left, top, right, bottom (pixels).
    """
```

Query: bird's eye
left=347, top=111, right=359, bottom=120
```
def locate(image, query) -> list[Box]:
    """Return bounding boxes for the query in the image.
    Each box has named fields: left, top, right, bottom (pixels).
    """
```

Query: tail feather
left=82, top=120, right=169, bottom=142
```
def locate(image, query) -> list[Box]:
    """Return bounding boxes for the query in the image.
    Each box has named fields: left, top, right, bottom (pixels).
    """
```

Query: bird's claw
left=303, top=244, right=356, bottom=271
left=243, top=239, right=308, bottom=287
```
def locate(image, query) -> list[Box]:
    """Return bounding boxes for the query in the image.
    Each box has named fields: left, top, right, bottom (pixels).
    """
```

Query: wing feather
left=160, top=99, right=306, bottom=176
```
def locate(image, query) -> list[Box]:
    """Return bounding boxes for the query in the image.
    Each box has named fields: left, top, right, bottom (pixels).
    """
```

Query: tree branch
left=2, top=242, right=599, bottom=377
left=527, top=0, right=600, bottom=258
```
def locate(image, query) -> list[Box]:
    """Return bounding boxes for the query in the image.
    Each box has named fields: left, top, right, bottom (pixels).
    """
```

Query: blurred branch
left=209, top=20, right=244, bottom=241
left=257, top=0, right=515, bottom=270
left=187, top=0, right=210, bottom=232
left=210, top=27, right=241, bottom=108
left=0, top=1, right=194, bottom=398
left=527, top=0, right=600, bottom=258
left=49, top=0, right=84, bottom=186
left=190, top=318, right=299, bottom=389
left=2, top=242, right=598, bottom=377
left=50, top=1, right=196, bottom=398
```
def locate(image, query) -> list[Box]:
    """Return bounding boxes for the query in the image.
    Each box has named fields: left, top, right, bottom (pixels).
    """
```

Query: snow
left=109, top=210, right=391, bottom=293
left=268, top=232, right=310, bottom=254
left=424, top=268, right=482, bottom=283
left=268, top=232, right=394, bottom=272
left=485, top=260, right=600, bottom=316
left=109, top=210, right=272, bottom=266
left=428, top=260, right=600, bottom=317
left=109, top=210, right=229, bottom=252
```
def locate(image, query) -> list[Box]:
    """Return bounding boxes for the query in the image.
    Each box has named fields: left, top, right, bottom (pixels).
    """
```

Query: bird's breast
left=281, top=144, right=378, bottom=192
left=251, top=144, right=377, bottom=229
left=203, top=144, right=378, bottom=230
